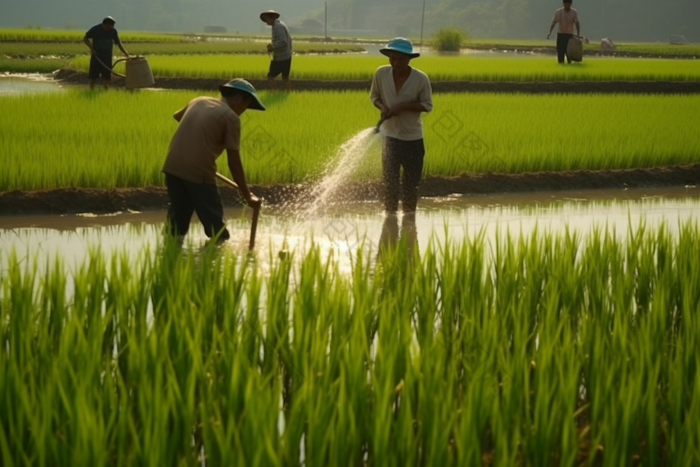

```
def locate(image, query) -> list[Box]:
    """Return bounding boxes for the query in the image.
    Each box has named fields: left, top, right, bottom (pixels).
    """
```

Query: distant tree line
left=321, top=0, right=698, bottom=42
left=2, top=0, right=697, bottom=42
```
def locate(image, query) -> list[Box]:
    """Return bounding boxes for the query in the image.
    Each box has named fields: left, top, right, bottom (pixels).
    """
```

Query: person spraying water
left=370, top=38, right=433, bottom=215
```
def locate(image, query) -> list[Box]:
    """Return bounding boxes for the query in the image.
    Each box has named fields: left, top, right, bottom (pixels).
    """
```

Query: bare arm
left=575, top=21, right=581, bottom=37
left=117, top=41, right=129, bottom=57
left=547, top=11, right=558, bottom=38
left=83, top=36, right=96, bottom=55
left=227, top=149, right=260, bottom=207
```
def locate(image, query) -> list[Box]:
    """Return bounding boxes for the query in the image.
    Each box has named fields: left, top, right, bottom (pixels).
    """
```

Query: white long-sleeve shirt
left=370, top=65, right=433, bottom=141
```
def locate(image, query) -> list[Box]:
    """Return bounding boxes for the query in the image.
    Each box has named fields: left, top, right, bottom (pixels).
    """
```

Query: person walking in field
left=260, top=10, right=293, bottom=90
left=162, top=79, right=264, bottom=242
left=83, top=16, right=130, bottom=89
left=547, top=0, right=581, bottom=64
left=370, top=38, right=433, bottom=214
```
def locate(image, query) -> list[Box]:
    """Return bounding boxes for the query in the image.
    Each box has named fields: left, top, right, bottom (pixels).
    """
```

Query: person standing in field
left=162, top=79, right=264, bottom=242
left=370, top=38, right=433, bottom=215
left=547, top=0, right=581, bottom=64
left=83, top=16, right=130, bottom=89
left=260, top=10, right=293, bottom=90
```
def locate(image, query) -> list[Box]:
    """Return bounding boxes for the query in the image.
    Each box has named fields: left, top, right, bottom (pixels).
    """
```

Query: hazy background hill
left=1, top=0, right=697, bottom=43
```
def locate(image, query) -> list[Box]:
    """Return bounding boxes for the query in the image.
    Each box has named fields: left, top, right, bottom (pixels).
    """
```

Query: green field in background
left=66, top=54, right=700, bottom=82
left=1, top=90, right=699, bottom=191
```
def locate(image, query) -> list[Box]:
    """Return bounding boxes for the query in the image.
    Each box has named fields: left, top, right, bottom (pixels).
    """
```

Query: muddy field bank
left=2, top=164, right=699, bottom=215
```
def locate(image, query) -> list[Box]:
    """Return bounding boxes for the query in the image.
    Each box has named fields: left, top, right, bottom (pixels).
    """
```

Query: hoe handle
left=249, top=205, right=260, bottom=250
left=215, top=172, right=239, bottom=189
left=215, top=172, right=260, bottom=250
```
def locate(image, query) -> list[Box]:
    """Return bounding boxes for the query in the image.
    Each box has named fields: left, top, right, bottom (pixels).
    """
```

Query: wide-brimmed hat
left=219, top=78, right=266, bottom=111
left=260, top=10, right=281, bottom=21
left=380, top=38, right=420, bottom=58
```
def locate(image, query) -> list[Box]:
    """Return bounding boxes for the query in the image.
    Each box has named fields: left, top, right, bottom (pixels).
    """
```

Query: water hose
left=374, top=115, right=387, bottom=133
left=92, top=54, right=127, bottom=78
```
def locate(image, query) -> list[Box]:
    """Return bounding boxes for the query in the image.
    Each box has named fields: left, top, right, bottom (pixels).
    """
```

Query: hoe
left=215, top=172, right=260, bottom=250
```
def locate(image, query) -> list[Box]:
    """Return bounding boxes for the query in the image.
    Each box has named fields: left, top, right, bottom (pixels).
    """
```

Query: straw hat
left=260, top=10, right=281, bottom=21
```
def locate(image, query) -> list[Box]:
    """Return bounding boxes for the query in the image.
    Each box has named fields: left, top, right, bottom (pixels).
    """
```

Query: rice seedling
left=68, top=53, right=700, bottom=82
left=1, top=90, right=699, bottom=191
left=0, top=28, right=181, bottom=43
left=0, top=57, right=70, bottom=73
left=0, top=41, right=364, bottom=59
left=1, top=221, right=699, bottom=465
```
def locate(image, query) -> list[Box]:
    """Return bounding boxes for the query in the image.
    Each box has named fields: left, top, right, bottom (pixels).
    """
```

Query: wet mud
left=53, top=68, right=700, bottom=94
left=2, top=163, right=699, bottom=215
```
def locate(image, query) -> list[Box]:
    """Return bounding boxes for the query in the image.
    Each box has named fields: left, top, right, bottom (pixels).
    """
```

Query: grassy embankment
left=1, top=222, right=700, bottom=465
left=1, top=90, right=699, bottom=191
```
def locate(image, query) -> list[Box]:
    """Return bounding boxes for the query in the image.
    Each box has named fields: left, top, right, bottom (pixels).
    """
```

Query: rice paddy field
left=2, top=219, right=700, bottom=465
left=2, top=24, right=700, bottom=466
left=1, top=89, right=699, bottom=191
left=0, top=41, right=365, bottom=59
left=63, top=54, right=700, bottom=82
left=0, top=28, right=181, bottom=42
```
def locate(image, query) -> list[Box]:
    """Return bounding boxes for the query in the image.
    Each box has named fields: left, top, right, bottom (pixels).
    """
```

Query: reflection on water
left=362, top=43, right=547, bottom=58
left=0, top=76, right=65, bottom=95
left=1, top=187, right=699, bottom=273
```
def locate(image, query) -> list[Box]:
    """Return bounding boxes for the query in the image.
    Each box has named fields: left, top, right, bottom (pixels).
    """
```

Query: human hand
left=386, top=103, right=406, bottom=118
left=547, top=33, right=551, bottom=39
left=247, top=194, right=261, bottom=209
left=266, top=44, right=273, bottom=53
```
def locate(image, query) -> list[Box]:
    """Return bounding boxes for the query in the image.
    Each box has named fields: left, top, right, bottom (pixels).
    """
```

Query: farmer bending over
left=370, top=38, right=433, bottom=214
left=162, top=79, right=264, bottom=242
left=547, top=0, right=581, bottom=64
left=83, top=16, right=129, bottom=89
left=260, top=10, right=293, bottom=90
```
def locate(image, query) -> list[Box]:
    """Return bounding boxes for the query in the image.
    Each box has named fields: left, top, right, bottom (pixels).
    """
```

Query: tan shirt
left=370, top=65, right=433, bottom=141
left=552, top=7, right=580, bottom=35
left=162, top=97, right=240, bottom=184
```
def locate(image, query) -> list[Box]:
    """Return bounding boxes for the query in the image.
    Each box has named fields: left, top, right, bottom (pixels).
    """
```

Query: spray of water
left=301, top=127, right=380, bottom=219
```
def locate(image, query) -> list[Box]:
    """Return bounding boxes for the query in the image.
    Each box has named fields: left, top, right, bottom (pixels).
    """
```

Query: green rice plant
left=69, top=53, right=700, bottom=82
left=0, top=28, right=181, bottom=42
left=1, top=90, right=700, bottom=191
left=467, top=38, right=700, bottom=56
left=583, top=42, right=700, bottom=57
left=0, top=41, right=365, bottom=59
left=2, top=221, right=700, bottom=464
left=0, top=57, right=70, bottom=73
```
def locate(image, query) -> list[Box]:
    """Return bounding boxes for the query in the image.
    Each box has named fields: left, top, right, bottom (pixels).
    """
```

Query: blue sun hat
left=380, top=37, right=420, bottom=58
left=219, top=78, right=266, bottom=111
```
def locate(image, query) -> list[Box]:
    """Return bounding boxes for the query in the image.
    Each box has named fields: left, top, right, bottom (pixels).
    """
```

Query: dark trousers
left=164, top=173, right=230, bottom=240
left=382, top=137, right=425, bottom=213
left=89, top=53, right=113, bottom=79
left=556, top=33, right=574, bottom=63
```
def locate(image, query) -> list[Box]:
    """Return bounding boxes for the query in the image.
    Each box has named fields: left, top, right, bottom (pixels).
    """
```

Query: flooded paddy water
left=0, top=74, right=65, bottom=95
left=2, top=186, right=698, bottom=274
